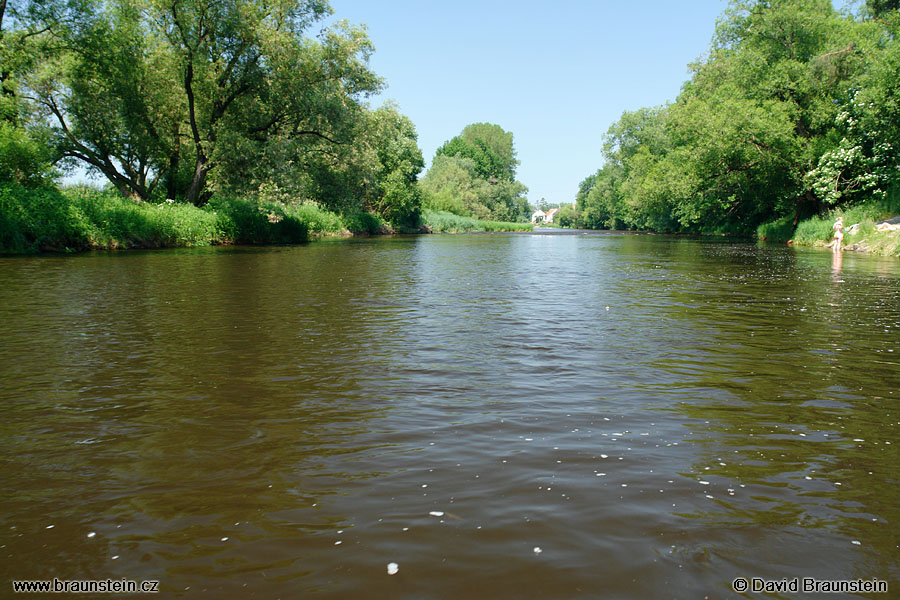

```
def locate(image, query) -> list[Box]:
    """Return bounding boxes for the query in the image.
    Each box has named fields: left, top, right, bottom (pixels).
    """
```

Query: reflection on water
left=1, top=235, right=898, bottom=598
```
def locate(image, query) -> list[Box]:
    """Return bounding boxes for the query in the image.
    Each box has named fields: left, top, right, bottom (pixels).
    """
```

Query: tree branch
left=816, top=43, right=855, bottom=61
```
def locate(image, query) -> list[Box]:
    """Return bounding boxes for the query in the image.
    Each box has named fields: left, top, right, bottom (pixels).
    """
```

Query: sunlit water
left=1, top=232, right=899, bottom=599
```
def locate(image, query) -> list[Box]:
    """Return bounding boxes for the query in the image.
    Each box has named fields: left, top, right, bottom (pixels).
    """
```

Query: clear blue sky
left=326, top=0, right=729, bottom=206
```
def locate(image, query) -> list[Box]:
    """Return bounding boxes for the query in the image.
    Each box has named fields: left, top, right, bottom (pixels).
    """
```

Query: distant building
left=532, top=207, right=559, bottom=224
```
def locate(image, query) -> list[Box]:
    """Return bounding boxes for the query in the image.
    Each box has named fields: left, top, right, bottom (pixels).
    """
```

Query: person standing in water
left=833, top=216, right=844, bottom=252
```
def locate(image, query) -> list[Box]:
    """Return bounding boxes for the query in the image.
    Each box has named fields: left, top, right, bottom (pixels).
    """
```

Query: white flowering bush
left=807, top=89, right=898, bottom=206
left=806, top=94, right=884, bottom=205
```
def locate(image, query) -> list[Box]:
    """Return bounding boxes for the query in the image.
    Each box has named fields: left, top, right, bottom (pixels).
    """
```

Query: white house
left=532, top=208, right=560, bottom=224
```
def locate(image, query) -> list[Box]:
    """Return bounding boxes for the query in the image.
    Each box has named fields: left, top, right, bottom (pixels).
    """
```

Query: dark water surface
left=2, top=233, right=899, bottom=599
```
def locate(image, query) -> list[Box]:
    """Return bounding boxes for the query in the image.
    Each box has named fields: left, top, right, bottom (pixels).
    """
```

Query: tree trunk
left=166, top=124, right=181, bottom=200
left=793, top=190, right=819, bottom=226
left=185, top=156, right=210, bottom=206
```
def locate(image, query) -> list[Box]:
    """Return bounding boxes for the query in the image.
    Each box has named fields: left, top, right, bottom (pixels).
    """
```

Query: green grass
left=1, top=183, right=225, bottom=253
left=0, top=186, right=537, bottom=255
left=207, top=196, right=352, bottom=244
left=1, top=185, right=370, bottom=253
left=422, top=210, right=533, bottom=233
left=0, top=183, right=435, bottom=254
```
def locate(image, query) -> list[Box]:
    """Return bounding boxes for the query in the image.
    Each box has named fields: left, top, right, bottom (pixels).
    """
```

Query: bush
left=0, top=122, right=55, bottom=187
left=1, top=184, right=453, bottom=254
left=756, top=216, right=795, bottom=242
left=422, top=210, right=532, bottom=233
left=343, top=210, right=389, bottom=234
left=1, top=184, right=225, bottom=253
left=207, top=196, right=310, bottom=244
left=0, top=183, right=91, bottom=252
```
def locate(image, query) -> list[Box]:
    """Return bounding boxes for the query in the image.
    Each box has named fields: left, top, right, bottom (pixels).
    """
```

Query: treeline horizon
left=565, top=0, right=900, bottom=237
left=4, top=0, right=899, bottom=251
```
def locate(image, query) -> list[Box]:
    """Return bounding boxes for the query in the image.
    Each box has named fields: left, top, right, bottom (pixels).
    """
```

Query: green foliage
left=364, top=105, right=424, bottom=228
left=792, top=214, right=835, bottom=244
left=791, top=189, right=900, bottom=252
left=866, top=0, right=900, bottom=18
left=341, top=210, right=389, bottom=234
left=575, top=0, right=900, bottom=237
left=422, top=123, right=530, bottom=223
left=555, top=205, right=579, bottom=228
left=756, top=216, right=796, bottom=242
left=421, top=210, right=532, bottom=233
left=207, top=196, right=361, bottom=244
left=421, top=155, right=482, bottom=215
left=0, top=183, right=90, bottom=252
left=0, top=121, right=55, bottom=186
left=434, top=122, right=518, bottom=181
left=578, top=164, right=628, bottom=230
left=14, top=0, right=388, bottom=206
left=0, top=183, right=224, bottom=253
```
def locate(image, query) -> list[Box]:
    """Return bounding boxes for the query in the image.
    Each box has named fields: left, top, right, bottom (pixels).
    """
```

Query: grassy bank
left=754, top=189, right=900, bottom=257
left=788, top=192, right=900, bottom=257
left=0, top=184, right=393, bottom=254
left=421, top=210, right=533, bottom=233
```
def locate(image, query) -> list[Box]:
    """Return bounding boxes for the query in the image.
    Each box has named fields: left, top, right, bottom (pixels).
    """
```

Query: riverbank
left=754, top=193, right=900, bottom=258
left=0, top=184, right=532, bottom=254
left=790, top=198, right=900, bottom=257
left=420, top=210, right=533, bottom=234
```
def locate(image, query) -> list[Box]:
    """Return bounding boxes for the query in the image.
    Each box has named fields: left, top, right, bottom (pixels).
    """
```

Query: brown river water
left=1, top=232, right=899, bottom=599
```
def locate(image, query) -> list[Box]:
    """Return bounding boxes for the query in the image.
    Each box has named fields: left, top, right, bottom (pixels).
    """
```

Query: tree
left=360, top=104, right=425, bottom=227
left=423, top=122, right=529, bottom=221
left=866, top=0, right=899, bottom=18
left=434, top=122, right=518, bottom=182
left=0, top=0, right=55, bottom=185
left=21, top=0, right=382, bottom=204
left=575, top=0, right=892, bottom=234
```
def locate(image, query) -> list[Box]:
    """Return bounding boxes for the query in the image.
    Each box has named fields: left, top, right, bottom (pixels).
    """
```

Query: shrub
left=0, top=183, right=101, bottom=252
left=756, top=216, right=795, bottom=242
left=422, top=210, right=532, bottom=233
left=1, top=184, right=225, bottom=253
left=343, top=210, right=388, bottom=234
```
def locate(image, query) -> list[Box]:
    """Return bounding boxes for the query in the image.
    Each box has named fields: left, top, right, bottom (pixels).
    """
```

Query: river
left=1, top=232, right=898, bottom=598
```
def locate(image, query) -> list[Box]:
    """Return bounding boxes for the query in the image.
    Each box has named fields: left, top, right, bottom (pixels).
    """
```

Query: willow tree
left=23, top=0, right=381, bottom=204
